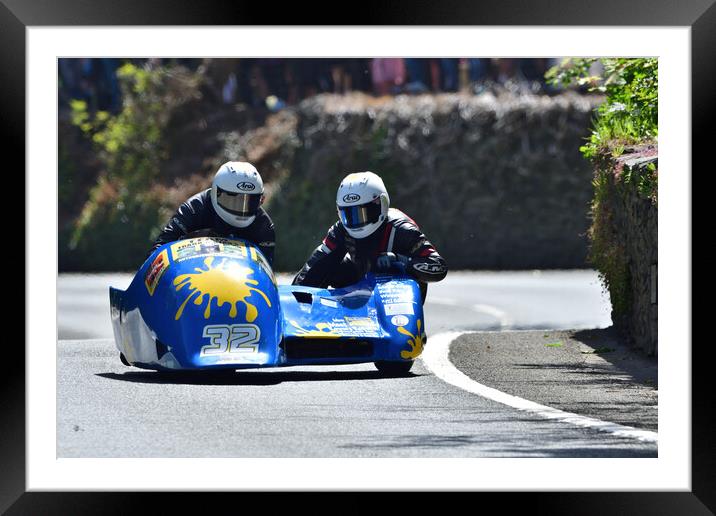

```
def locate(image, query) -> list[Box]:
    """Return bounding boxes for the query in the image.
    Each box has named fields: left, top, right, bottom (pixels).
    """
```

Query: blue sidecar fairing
left=109, top=237, right=426, bottom=371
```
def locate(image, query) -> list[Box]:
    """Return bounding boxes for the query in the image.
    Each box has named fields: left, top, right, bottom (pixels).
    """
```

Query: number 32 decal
left=201, top=324, right=261, bottom=356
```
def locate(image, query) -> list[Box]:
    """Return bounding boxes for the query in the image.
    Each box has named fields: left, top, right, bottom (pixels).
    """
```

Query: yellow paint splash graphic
left=173, top=257, right=271, bottom=322
left=397, top=319, right=426, bottom=359
left=289, top=320, right=341, bottom=339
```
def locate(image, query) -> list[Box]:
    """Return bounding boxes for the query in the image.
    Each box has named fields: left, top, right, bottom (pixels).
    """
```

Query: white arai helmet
left=336, top=171, right=390, bottom=239
left=210, top=161, right=264, bottom=228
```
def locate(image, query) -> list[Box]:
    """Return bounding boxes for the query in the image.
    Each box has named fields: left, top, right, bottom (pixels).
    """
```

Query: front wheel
left=374, top=360, right=414, bottom=376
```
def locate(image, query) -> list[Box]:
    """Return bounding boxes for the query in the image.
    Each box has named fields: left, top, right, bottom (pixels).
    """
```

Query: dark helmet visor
left=338, top=199, right=382, bottom=229
left=216, top=187, right=262, bottom=216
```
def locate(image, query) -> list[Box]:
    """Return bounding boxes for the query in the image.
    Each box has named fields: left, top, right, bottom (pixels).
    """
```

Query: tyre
left=119, top=353, right=130, bottom=366
left=374, top=360, right=414, bottom=376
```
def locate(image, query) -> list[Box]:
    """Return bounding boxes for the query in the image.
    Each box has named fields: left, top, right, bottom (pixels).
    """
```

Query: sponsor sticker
left=144, top=250, right=169, bottom=295
left=170, top=237, right=265, bottom=264
left=384, top=303, right=415, bottom=315
left=171, top=238, right=228, bottom=262
left=391, top=315, right=410, bottom=327
left=344, top=316, right=378, bottom=328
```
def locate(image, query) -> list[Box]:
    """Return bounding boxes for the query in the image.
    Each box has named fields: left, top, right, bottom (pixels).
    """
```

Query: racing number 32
left=201, top=324, right=261, bottom=356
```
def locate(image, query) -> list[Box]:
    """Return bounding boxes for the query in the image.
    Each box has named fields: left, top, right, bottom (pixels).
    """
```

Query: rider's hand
left=376, top=252, right=396, bottom=271
left=376, top=252, right=411, bottom=271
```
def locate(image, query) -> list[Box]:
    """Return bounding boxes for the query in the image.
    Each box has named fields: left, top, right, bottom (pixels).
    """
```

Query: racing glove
left=375, top=252, right=411, bottom=272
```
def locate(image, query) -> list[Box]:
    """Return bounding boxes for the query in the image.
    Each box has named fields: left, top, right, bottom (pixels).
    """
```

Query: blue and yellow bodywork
left=109, top=237, right=426, bottom=371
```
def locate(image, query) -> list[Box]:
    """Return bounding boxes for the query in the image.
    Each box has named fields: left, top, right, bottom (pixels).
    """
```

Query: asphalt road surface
left=57, top=270, right=657, bottom=457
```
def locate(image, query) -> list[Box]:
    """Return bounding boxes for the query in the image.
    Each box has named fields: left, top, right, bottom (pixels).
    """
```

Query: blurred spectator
left=59, top=58, right=89, bottom=105
left=428, top=59, right=440, bottom=91
left=345, top=58, right=372, bottom=93
left=328, top=58, right=372, bottom=94
left=96, top=58, right=121, bottom=112
left=467, top=58, right=490, bottom=83
left=371, top=58, right=406, bottom=96
left=59, top=57, right=572, bottom=118
left=259, top=58, right=289, bottom=101
left=286, top=59, right=315, bottom=100
left=403, top=58, right=429, bottom=93
left=58, top=58, right=121, bottom=113
left=222, top=73, right=238, bottom=104
left=328, top=59, right=348, bottom=94
left=209, top=58, right=240, bottom=104
left=519, top=58, right=549, bottom=83
left=495, top=58, right=519, bottom=84
left=174, top=58, right=202, bottom=70
left=236, top=59, right=258, bottom=106
left=315, top=59, right=336, bottom=93
left=286, top=59, right=334, bottom=100
left=248, top=61, right=270, bottom=107
left=440, top=59, right=460, bottom=92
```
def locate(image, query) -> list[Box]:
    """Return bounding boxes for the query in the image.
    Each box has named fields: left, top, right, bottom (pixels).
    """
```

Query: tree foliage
left=546, top=58, right=658, bottom=158
left=64, top=62, right=204, bottom=270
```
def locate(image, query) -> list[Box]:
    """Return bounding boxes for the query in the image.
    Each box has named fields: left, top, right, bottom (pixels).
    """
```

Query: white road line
left=428, top=297, right=513, bottom=328
left=420, top=331, right=658, bottom=444
left=471, top=304, right=512, bottom=328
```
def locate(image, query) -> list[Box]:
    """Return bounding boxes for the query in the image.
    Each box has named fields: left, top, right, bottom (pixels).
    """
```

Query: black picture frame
left=8, top=0, right=710, bottom=513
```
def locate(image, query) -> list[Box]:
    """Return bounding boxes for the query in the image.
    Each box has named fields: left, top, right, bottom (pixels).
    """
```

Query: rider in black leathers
left=292, top=172, right=447, bottom=301
left=150, top=162, right=275, bottom=265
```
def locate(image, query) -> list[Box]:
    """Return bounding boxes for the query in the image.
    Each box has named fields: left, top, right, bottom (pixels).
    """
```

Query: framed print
left=7, top=0, right=711, bottom=513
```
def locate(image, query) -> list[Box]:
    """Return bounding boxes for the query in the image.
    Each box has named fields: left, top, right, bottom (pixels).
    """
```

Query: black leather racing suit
left=150, top=188, right=276, bottom=265
left=292, top=208, right=447, bottom=301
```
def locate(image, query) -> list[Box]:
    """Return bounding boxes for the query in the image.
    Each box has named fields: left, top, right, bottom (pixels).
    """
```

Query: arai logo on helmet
left=237, top=182, right=256, bottom=191
left=342, top=193, right=361, bottom=203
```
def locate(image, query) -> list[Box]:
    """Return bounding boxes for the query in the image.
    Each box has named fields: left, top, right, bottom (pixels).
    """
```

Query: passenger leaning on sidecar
left=150, top=161, right=276, bottom=265
left=292, top=171, right=447, bottom=302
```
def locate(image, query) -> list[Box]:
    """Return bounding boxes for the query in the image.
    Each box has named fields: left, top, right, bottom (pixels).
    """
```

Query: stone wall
left=603, top=152, right=658, bottom=356
left=267, top=91, right=603, bottom=272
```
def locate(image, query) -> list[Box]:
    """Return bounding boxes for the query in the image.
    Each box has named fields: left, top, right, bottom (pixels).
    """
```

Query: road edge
left=419, top=331, right=658, bottom=444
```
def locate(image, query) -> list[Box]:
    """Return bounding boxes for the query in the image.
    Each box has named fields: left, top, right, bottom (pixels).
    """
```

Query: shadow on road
left=570, top=327, right=658, bottom=387
left=96, top=369, right=421, bottom=386
left=338, top=433, right=657, bottom=457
